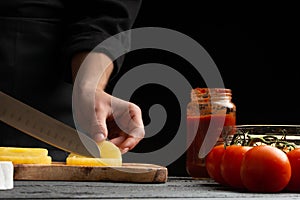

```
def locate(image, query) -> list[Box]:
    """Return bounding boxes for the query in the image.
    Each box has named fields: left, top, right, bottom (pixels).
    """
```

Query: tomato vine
left=226, top=129, right=297, bottom=153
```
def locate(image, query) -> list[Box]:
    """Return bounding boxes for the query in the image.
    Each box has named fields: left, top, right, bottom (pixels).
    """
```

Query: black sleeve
left=62, top=0, right=142, bottom=79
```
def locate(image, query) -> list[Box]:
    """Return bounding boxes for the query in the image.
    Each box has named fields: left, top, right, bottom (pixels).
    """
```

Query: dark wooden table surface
left=1, top=177, right=300, bottom=199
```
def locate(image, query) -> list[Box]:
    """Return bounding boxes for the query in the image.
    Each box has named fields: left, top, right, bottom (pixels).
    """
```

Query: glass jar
left=186, top=88, right=236, bottom=179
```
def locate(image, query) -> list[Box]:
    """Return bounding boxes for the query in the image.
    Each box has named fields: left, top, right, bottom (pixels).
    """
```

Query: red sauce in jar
left=186, top=113, right=236, bottom=178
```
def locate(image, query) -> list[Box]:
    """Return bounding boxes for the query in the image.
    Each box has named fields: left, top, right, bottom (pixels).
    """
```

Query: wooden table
left=2, top=177, right=300, bottom=199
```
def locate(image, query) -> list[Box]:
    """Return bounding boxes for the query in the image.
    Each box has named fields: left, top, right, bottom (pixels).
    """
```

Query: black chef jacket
left=0, top=0, right=141, bottom=160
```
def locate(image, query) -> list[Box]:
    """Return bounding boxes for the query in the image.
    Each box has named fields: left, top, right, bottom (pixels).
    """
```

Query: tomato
left=286, top=148, right=300, bottom=192
left=240, top=145, right=291, bottom=193
left=206, top=144, right=227, bottom=185
left=220, top=145, right=252, bottom=189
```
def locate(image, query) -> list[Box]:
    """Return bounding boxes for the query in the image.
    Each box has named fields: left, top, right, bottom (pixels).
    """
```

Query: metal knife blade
left=0, top=91, right=100, bottom=158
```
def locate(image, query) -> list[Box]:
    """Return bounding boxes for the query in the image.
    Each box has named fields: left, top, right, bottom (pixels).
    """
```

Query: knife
left=0, top=91, right=100, bottom=158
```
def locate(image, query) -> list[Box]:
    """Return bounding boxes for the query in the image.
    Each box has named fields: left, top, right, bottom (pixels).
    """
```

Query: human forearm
left=71, top=52, right=114, bottom=90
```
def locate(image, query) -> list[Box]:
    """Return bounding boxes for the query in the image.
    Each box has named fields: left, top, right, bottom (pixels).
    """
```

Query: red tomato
left=206, top=144, right=227, bottom=185
left=286, top=148, right=300, bottom=192
left=240, top=145, right=291, bottom=193
left=220, top=145, right=252, bottom=189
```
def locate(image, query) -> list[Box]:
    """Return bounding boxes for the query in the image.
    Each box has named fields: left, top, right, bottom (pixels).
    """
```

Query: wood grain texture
left=13, top=162, right=168, bottom=183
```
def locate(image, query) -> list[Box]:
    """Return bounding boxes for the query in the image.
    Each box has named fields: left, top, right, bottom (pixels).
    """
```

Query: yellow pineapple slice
left=0, top=155, right=51, bottom=164
left=96, top=140, right=122, bottom=159
left=0, top=147, right=51, bottom=164
left=66, top=157, right=121, bottom=166
left=0, top=147, right=48, bottom=157
left=66, top=140, right=122, bottom=166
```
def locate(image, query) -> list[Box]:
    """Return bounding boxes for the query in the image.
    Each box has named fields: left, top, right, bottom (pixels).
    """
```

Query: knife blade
left=0, top=91, right=100, bottom=158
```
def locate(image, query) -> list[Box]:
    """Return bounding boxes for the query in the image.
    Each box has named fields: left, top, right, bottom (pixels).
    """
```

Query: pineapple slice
left=66, top=157, right=121, bottom=166
left=0, top=147, right=48, bottom=157
left=0, top=155, right=51, bottom=164
left=0, top=147, right=51, bottom=164
left=97, top=140, right=122, bottom=159
left=66, top=140, right=122, bottom=166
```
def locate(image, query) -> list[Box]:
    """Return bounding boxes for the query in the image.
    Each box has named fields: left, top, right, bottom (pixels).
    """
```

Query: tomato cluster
left=206, top=143, right=300, bottom=193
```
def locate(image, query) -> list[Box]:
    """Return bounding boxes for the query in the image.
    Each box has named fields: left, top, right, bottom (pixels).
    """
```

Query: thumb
left=91, top=115, right=108, bottom=143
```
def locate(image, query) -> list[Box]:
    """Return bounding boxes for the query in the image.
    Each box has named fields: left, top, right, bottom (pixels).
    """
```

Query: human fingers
left=110, top=135, right=139, bottom=154
left=110, top=126, right=144, bottom=154
left=92, top=101, right=111, bottom=142
left=112, top=102, right=145, bottom=138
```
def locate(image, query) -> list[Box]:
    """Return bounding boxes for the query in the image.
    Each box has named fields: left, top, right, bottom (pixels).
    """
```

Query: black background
left=109, top=2, right=300, bottom=176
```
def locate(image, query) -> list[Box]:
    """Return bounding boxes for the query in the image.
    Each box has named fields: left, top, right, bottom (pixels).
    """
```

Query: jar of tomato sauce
left=186, top=88, right=236, bottom=179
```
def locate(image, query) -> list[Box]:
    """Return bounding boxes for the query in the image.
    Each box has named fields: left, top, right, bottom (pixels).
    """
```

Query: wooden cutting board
left=13, top=162, right=168, bottom=183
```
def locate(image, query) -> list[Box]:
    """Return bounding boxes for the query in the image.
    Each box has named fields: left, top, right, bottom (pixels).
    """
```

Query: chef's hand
left=72, top=52, right=145, bottom=154
left=95, top=90, right=144, bottom=153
